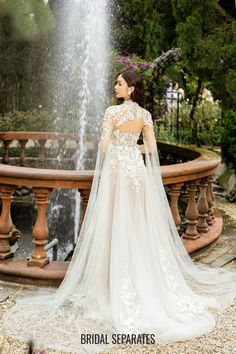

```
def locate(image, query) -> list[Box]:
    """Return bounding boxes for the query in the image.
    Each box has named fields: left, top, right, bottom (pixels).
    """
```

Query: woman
left=3, top=70, right=236, bottom=353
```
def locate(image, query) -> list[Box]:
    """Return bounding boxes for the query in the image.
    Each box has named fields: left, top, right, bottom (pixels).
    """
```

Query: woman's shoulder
left=140, top=106, right=151, bottom=116
left=103, top=104, right=120, bottom=119
left=104, top=103, right=152, bottom=125
left=140, top=107, right=153, bottom=126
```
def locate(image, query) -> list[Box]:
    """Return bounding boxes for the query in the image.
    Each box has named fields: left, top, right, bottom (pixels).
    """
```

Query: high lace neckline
left=122, top=99, right=138, bottom=106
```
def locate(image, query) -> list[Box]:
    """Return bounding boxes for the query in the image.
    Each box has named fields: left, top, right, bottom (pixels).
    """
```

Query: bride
left=3, top=70, right=236, bottom=353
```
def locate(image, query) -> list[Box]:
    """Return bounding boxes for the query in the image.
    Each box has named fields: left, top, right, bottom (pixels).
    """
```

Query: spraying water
left=47, top=0, right=110, bottom=258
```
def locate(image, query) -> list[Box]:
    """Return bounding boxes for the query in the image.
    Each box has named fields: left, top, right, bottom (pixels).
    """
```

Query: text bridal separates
left=3, top=100, right=236, bottom=353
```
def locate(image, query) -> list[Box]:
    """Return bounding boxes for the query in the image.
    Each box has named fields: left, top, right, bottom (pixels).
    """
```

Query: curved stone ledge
left=0, top=132, right=222, bottom=286
left=0, top=259, right=69, bottom=286
left=182, top=209, right=223, bottom=253
left=0, top=131, right=80, bottom=140
left=0, top=139, right=220, bottom=188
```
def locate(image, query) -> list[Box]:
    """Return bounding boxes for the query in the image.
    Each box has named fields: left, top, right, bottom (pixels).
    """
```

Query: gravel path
left=0, top=280, right=235, bottom=354
left=215, top=195, right=236, bottom=227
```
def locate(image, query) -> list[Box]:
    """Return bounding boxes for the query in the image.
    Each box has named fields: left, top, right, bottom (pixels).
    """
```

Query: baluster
left=2, top=140, right=12, bottom=164
left=209, top=175, right=215, bottom=221
left=169, top=183, right=183, bottom=229
left=76, top=138, right=80, bottom=151
left=38, top=139, right=47, bottom=163
left=58, top=139, right=66, bottom=154
left=77, top=188, right=91, bottom=236
left=0, top=185, right=15, bottom=259
left=28, top=187, right=52, bottom=267
left=197, top=177, right=209, bottom=233
left=206, top=175, right=213, bottom=225
left=57, top=139, right=66, bottom=168
left=182, top=181, right=200, bottom=239
left=19, top=139, right=28, bottom=166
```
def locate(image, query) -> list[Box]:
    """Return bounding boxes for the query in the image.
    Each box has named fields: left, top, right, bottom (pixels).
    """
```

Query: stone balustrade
left=0, top=132, right=222, bottom=286
left=0, top=132, right=87, bottom=169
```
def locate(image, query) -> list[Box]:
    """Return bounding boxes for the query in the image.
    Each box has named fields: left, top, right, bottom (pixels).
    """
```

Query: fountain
left=35, top=0, right=110, bottom=260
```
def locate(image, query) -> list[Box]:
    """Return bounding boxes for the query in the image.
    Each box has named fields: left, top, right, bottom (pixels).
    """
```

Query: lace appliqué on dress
left=159, top=248, right=206, bottom=320
left=111, top=100, right=153, bottom=127
left=110, top=131, right=144, bottom=192
left=100, top=105, right=119, bottom=143
left=101, top=101, right=153, bottom=128
left=143, top=110, right=153, bottom=127
left=102, top=101, right=152, bottom=192
left=119, top=264, right=143, bottom=333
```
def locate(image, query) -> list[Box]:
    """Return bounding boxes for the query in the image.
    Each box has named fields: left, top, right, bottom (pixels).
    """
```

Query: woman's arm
left=142, top=110, right=157, bottom=154
left=99, top=107, right=115, bottom=153
left=143, top=125, right=157, bottom=153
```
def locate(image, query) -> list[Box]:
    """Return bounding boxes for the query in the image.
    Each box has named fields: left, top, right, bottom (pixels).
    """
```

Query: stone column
left=182, top=181, right=200, bottom=239
left=206, top=175, right=214, bottom=225
left=197, top=178, right=209, bottom=233
left=38, top=139, right=47, bottom=166
left=209, top=175, right=215, bottom=221
left=169, top=183, right=183, bottom=229
left=28, top=187, right=52, bottom=267
left=19, top=139, right=28, bottom=166
left=2, top=140, right=12, bottom=164
left=58, top=139, right=66, bottom=153
left=77, top=189, right=91, bottom=236
left=0, top=185, right=15, bottom=259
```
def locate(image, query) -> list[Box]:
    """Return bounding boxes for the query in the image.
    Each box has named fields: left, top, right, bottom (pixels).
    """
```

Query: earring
left=128, top=91, right=131, bottom=96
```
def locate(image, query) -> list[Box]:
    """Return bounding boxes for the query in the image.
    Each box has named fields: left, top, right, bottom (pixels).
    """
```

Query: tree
left=170, top=1, right=233, bottom=144
left=118, top=0, right=236, bottom=148
left=114, top=0, right=176, bottom=60
left=0, top=0, right=54, bottom=40
left=0, top=0, right=55, bottom=113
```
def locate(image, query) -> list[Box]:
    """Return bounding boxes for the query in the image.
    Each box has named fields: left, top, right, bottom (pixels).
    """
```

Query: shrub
left=156, top=100, right=222, bottom=146
left=221, top=109, right=236, bottom=165
left=0, top=109, right=53, bottom=132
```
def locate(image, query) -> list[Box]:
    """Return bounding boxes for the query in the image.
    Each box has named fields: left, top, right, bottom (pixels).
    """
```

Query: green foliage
left=107, top=50, right=159, bottom=108
left=0, top=0, right=54, bottom=115
left=173, top=1, right=226, bottom=75
left=226, top=70, right=236, bottom=102
left=220, top=109, right=236, bottom=165
left=111, top=51, right=152, bottom=85
left=0, top=0, right=235, bottom=161
left=0, top=109, right=53, bottom=132
left=0, top=0, right=55, bottom=41
left=225, top=22, right=236, bottom=105
left=115, top=0, right=176, bottom=60
left=156, top=101, right=222, bottom=146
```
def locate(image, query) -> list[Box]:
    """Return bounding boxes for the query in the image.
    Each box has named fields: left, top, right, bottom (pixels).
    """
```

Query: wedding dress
left=3, top=100, right=236, bottom=353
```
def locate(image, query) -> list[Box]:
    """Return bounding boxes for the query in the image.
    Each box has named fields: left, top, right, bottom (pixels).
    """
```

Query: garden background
left=0, top=0, right=235, bottom=192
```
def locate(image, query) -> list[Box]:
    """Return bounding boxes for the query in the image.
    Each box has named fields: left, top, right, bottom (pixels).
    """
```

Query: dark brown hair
left=116, top=69, right=145, bottom=107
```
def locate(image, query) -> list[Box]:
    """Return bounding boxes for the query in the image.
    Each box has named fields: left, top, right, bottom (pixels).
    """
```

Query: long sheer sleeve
left=142, top=111, right=157, bottom=153
left=99, top=106, right=115, bottom=153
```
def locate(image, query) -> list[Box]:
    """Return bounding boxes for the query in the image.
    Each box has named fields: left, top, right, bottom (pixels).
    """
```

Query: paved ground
left=191, top=195, right=236, bottom=270
left=0, top=196, right=235, bottom=354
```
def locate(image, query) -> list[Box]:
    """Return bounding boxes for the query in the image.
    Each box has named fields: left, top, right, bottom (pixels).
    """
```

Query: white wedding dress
left=3, top=100, right=236, bottom=353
